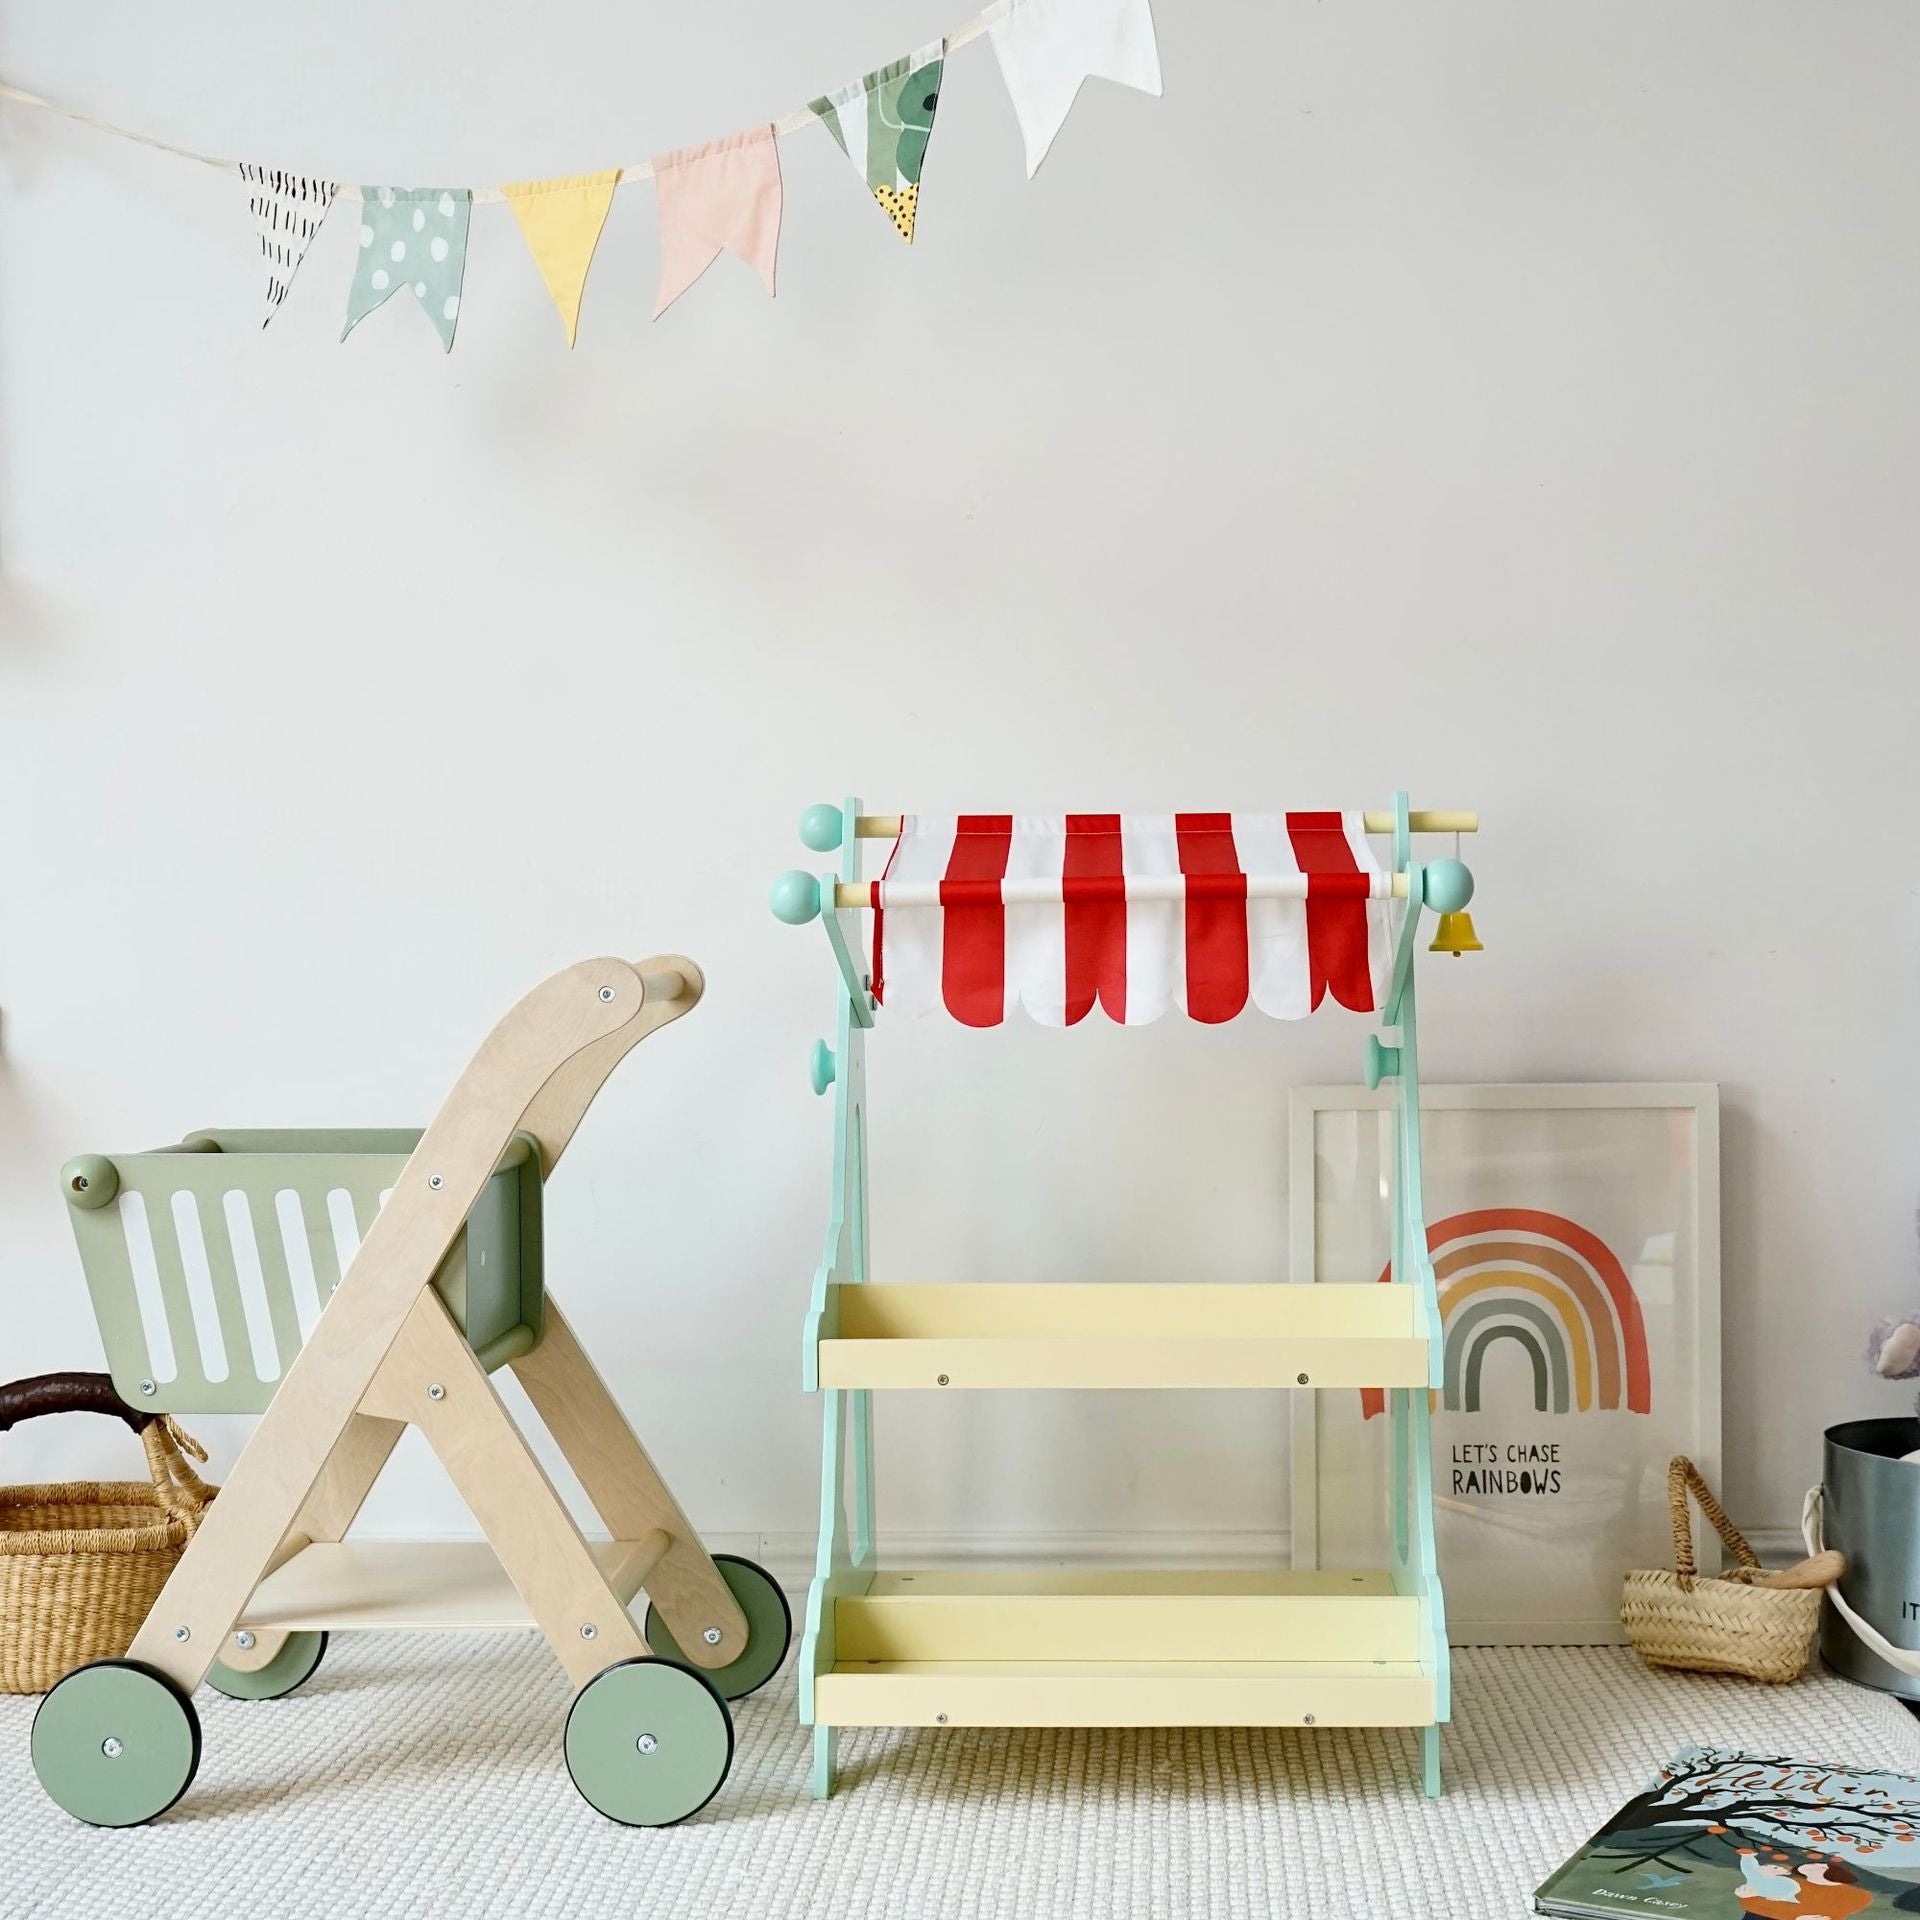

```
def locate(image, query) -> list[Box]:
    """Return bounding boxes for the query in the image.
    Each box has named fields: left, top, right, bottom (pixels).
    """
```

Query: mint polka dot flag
left=342, top=186, right=472, bottom=351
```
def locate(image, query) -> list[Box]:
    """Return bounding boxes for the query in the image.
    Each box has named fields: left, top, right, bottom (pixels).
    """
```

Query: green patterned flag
left=811, top=40, right=944, bottom=243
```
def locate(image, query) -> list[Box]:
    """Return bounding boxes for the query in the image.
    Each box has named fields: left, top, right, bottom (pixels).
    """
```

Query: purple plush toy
left=1868, top=1313, right=1920, bottom=1458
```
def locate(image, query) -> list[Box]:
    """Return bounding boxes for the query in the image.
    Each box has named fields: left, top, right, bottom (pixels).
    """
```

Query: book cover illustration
left=1536, top=1748, right=1920, bottom=1917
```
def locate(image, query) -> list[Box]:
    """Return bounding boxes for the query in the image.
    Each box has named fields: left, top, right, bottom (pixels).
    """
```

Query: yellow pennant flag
left=502, top=170, right=622, bottom=347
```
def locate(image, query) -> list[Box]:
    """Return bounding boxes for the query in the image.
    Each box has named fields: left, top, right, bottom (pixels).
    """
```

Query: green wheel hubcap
left=565, top=1659, right=733, bottom=1827
left=645, top=1554, right=792, bottom=1701
left=32, top=1661, right=200, bottom=1828
left=208, top=1630, right=328, bottom=1701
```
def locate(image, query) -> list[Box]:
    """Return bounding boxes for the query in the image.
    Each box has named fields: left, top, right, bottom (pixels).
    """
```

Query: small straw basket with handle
left=1620, top=1457, right=1824, bottom=1684
left=0, top=1372, right=216, bottom=1694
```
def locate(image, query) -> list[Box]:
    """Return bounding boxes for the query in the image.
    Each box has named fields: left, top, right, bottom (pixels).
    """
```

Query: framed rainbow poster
left=1288, top=1083, right=1720, bottom=1645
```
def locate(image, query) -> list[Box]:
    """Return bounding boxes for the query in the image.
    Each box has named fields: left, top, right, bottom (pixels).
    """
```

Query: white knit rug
left=3, top=1637, right=1916, bottom=1919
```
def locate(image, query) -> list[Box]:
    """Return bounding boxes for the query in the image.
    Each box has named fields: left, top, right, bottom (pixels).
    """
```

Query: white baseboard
left=350, top=1522, right=1812, bottom=1612
left=699, top=1527, right=1297, bottom=1593
left=704, top=1523, right=1808, bottom=1590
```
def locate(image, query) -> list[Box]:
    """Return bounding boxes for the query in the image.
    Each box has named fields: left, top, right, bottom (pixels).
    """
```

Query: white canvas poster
left=1290, top=1085, right=1720, bottom=1644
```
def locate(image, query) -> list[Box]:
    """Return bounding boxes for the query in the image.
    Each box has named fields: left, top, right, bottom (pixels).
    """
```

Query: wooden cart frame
left=32, top=957, right=788, bottom=1829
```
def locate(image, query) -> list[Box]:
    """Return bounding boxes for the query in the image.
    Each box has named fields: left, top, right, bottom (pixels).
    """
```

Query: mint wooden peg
left=810, top=1040, right=837, bottom=1096
left=1365, top=1035, right=1402, bottom=1089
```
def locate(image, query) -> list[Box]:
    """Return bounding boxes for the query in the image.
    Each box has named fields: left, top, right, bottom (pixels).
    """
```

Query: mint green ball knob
left=61, top=1155, right=118, bottom=1210
left=809, top=1040, right=837, bottom=1097
left=1423, top=859, right=1475, bottom=915
left=770, top=870, right=822, bottom=925
left=798, top=805, right=844, bottom=854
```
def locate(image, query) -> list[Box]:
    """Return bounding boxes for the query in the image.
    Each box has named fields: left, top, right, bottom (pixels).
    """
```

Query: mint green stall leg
left=812, top=1724, right=837, bottom=1799
left=31, top=1661, right=201, bottom=1827
left=1422, top=1724, right=1442, bottom=1798
left=207, top=1631, right=328, bottom=1701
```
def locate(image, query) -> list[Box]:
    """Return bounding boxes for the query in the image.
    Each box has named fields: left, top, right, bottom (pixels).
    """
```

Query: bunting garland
left=0, top=0, right=1160, bottom=352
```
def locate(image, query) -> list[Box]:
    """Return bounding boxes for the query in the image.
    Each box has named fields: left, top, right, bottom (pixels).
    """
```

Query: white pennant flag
left=240, top=165, right=335, bottom=328
left=988, top=0, right=1162, bottom=179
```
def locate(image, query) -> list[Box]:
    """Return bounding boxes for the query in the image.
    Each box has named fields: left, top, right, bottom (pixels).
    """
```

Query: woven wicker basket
left=1621, top=1456, right=1820, bottom=1684
left=0, top=1373, right=215, bottom=1695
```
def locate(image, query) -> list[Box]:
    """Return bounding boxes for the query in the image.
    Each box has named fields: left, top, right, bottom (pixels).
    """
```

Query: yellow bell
left=1429, top=910, right=1483, bottom=957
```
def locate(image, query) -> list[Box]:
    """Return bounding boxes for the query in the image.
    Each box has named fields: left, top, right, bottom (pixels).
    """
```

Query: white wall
left=3, top=1, right=1917, bottom=1560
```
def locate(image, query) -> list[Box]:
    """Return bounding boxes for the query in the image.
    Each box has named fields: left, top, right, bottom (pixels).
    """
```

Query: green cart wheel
left=644, top=1553, right=792, bottom=1702
left=31, top=1660, right=201, bottom=1828
left=207, top=1631, right=328, bottom=1701
left=564, top=1657, right=733, bottom=1827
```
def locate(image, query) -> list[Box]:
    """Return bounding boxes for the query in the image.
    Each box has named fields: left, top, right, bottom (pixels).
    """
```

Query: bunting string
left=0, top=1, right=1017, bottom=197
left=0, top=0, right=1161, bottom=348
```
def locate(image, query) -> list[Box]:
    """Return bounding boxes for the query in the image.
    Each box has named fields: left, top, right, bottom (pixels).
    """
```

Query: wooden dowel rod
left=852, top=811, right=1477, bottom=838
left=831, top=873, right=1412, bottom=910
left=638, top=967, right=687, bottom=1003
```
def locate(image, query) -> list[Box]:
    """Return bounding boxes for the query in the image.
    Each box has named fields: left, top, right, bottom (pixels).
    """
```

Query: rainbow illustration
left=1361, top=1209, right=1652, bottom=1419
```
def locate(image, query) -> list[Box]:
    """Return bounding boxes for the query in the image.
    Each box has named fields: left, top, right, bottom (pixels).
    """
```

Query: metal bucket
left=1820, top=1417, right=1920, bottom=1698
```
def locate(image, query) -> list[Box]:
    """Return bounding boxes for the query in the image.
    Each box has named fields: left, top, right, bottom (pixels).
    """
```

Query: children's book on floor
left=1535, top=1747, right=1920, bottom=1918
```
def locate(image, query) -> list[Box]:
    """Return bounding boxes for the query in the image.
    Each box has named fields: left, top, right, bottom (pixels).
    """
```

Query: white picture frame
left=1288, top=1083, right=1721, bottom=1645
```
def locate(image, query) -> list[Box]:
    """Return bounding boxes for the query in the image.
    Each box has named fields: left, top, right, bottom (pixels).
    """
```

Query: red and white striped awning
left=871, top=813, right=1391, bottom=1027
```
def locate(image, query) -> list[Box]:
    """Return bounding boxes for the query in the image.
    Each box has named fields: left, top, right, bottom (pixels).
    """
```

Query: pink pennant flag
left=652, top=126, right=782, bottom=318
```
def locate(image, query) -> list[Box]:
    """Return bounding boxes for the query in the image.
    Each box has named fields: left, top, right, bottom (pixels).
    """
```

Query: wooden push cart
left=770, top=799, right=1477, bottom=1797
left=29, top=956, right=791, bottom=1828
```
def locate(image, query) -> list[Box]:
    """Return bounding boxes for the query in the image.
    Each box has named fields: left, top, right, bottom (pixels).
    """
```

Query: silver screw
left=1303, top=1714, right=1316, bottom=1726
left=1296, top=1373, right=1310, bottom=1385
left=429, top=1173, right=444, bottom=1190
left=598, top=986, right=616, bottom=1003
left=702, top=1627, right=723, bottom=1646
left=936, top=1373, right=950, bottom=1387
left=427, top=1383, right=445, bottom=1402
left=101, top=1738, right=124, bottom=1759
left=139, top=1380, right=156, bottom=1397
left=935, top=1713, right=949, bottom=1725
left=579, top=1623, right=598, bottom=1641
left=636, top=1733, right=658, bottom=1754
left=234, top=1631, right=255, bottom=1651
left=173, top=1626, right=190, bottom=1643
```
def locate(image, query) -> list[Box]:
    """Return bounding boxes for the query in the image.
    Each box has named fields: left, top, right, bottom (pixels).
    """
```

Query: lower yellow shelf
left=814, top=1568, right=1439, bottom=1729
left=814, top=1658, right=1436, bottom=1729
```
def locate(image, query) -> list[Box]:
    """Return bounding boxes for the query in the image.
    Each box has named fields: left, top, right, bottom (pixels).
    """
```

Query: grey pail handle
left=1803, top=1484, right=1920, bottom=1678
